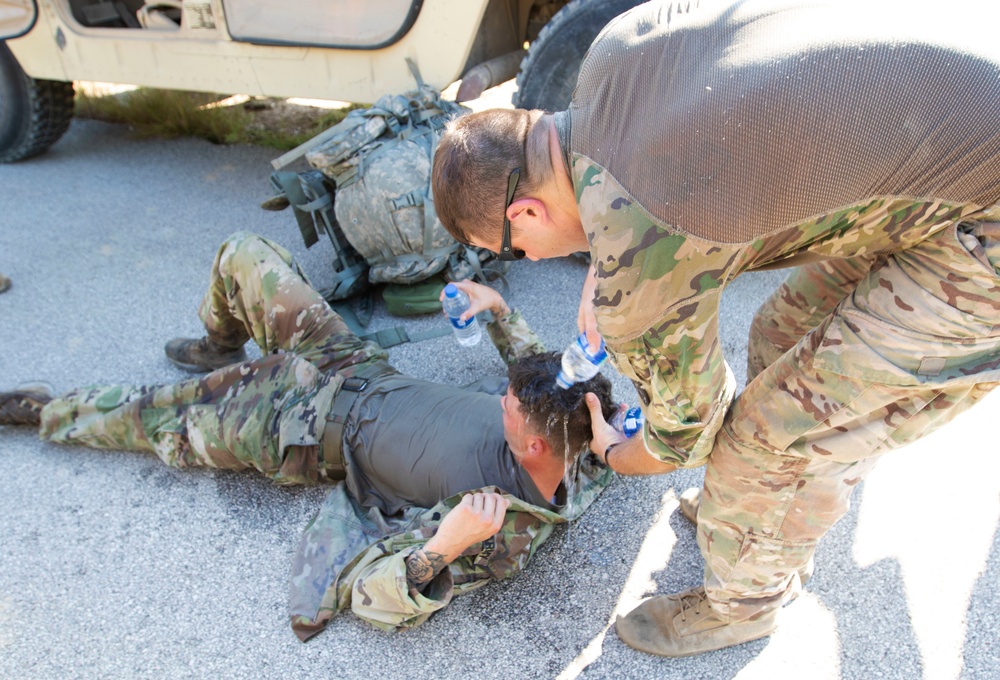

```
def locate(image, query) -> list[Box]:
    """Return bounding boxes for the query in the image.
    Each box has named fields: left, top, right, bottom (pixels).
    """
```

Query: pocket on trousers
left=814, top=308, right=1000, bottom=387
left=721, top=531, right=816, bottom=592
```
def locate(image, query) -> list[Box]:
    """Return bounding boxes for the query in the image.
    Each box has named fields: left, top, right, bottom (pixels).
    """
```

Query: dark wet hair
left=508, top=351, right=616, bottom=461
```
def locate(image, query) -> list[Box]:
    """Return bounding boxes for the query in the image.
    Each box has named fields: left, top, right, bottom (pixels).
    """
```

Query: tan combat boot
left=616, top=586, right=777, bottom=657
left=0, top=383, right=54, bottom=426
left=677, top=487, right=815, bottom=585
left=679, top=486, right=702, bottom=524
left=164, top=337, right=247, bottom=373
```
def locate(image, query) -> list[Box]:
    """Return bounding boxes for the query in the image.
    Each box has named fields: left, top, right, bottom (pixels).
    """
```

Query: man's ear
left=506, top=197, right=548, bottom=225
left=526, top=434, right=551, bottom=460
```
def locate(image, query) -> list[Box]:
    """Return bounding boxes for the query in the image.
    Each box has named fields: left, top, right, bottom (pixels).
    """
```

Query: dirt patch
left=241, top=97, right=352, bottom=141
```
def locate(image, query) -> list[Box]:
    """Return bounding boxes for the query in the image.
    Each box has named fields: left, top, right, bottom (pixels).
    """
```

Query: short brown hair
left=508, top=352, right=616, bottom=462
left=432, top=108, right=542, bottom=247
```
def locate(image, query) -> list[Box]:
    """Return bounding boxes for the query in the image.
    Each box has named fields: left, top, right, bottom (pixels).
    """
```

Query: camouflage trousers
left=39, top=233, right=388, bottom=485
left=698, top=221, right=1000, bottom=621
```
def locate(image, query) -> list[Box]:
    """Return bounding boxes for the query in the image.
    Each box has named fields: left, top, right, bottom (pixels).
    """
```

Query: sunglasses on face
left=499, top=167, right=526, bottom=261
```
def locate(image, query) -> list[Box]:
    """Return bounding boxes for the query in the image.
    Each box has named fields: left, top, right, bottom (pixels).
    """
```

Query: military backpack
left=266, top=62, right=504, bottom=305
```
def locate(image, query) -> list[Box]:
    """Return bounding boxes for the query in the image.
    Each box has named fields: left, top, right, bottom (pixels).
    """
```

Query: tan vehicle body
left=2, top=0, right=509, bottom=101
left=0, top=0, right=645, bottom=161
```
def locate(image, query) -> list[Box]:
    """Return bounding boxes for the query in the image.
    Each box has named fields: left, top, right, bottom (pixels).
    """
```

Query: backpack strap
left=327, top=298, right=452, bottom=349
left=405, top=57, right=426, bottom=90
left=270, top=170, right=370, bottom=301
left=360, top=325, right=452, bottom=348
left=270, top=171, right=321, bottom=247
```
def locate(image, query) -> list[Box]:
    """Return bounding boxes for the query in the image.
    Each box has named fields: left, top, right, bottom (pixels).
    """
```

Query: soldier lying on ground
left=0, top=232, right=617, bottom=638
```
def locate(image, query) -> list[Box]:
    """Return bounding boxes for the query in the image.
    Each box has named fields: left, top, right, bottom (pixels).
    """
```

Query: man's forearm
left=486, top=308, right=546, bottom=364
left=604, top=435, right=678, bottom=476
left=405, top=548, right=450, bottom=591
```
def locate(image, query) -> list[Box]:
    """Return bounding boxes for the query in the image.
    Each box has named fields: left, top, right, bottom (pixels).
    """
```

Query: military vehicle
left=0, top=0, right=645, bottom=162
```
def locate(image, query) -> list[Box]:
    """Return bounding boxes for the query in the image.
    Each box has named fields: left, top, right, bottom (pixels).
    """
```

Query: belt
left=319, top=362, right=391, bottom=480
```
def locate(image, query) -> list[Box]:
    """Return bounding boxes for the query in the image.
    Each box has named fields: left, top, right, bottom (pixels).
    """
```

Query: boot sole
left=166, top=355, right=246, bottom=373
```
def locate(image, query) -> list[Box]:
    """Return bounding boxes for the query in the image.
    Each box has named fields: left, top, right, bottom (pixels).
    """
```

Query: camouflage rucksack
left=266, top=62, right=504, bottom=301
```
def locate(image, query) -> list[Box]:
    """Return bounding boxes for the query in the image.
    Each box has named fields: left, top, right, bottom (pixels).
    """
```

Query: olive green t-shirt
left=341, top=374, right=549, bottom=515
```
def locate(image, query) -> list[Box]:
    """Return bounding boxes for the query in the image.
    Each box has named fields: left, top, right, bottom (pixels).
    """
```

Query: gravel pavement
left=1, top=117, right=998, bottom=680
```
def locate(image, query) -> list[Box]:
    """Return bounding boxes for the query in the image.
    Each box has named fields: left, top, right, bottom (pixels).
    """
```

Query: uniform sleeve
left=350, top=500, right=548, bottom=631
left=608, top=299, right=736, bottom=469
left=574, top=153, right=739, bottom=469
left=486, top=308, right=547, bottom=365
left=349, top=547, right=455, bottom=631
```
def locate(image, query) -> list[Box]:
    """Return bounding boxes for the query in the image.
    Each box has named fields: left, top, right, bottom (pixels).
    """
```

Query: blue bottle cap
left=577, top=334, right=608, bottom=364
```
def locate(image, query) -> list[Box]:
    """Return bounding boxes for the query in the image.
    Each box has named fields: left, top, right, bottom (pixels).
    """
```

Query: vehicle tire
left=0, top=42, right=75, bottom=163
left=513, top=0, right=646, bottom=112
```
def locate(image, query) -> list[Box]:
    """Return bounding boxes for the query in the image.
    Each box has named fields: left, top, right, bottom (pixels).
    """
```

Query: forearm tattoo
left=405, top=549, right=448, bottom=590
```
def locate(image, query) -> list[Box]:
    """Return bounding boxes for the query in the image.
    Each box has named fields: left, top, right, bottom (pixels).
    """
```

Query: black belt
left=319, top=362, right=391, bottom=480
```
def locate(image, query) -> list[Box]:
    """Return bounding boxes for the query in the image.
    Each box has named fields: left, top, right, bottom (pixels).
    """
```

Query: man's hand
left=406, top=492, right=510, bottom=591
left=577, top=264, right=601, bottom=351
left=439, top=280, right=510, bottom=321
left=585, top=394, right=680, bottom=476
left=585, top=393, right=625, bottom=462
left=424, top=492, right=510, bottom=563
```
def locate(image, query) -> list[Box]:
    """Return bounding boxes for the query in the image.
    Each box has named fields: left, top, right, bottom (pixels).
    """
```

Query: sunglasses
left=498, top=167, right=526, bottom=261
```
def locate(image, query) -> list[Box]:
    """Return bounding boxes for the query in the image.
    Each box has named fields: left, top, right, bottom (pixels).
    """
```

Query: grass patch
left=75, top=87, right=361, bottom=151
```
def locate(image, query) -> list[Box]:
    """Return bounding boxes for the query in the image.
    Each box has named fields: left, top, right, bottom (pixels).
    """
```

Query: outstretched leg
left=39, top=352, right=330, bottom=485
left=39, top=234, right=393, bottom=484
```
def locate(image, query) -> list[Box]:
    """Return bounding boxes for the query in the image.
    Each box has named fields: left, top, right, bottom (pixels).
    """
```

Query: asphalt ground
left=1, top=116, right=998, bottom=680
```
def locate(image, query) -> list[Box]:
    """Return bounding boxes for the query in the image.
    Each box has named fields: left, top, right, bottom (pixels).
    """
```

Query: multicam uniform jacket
left=289, top=465, right=611, bottom=639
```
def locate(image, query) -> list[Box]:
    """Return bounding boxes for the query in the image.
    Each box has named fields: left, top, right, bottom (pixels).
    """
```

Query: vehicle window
left=223, top=0, right=422, bottom=49
left=0, top=0, right=38, bottom=40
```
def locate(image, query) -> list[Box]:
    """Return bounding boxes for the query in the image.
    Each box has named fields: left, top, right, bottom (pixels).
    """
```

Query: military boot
left=677, top=487, right=814, bottom=585
left=0, top=383, right=54, bottom=426
left=616, top=586, right=778, bottom=658
left=0, top=273, right=10, bottom=293
left=679, top=486, right=702, bottom=524
left=164, top=337, right=247, bottom=373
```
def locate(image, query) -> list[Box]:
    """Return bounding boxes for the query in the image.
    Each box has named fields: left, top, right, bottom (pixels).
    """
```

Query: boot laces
left=673, top=587, right=708, bottom=621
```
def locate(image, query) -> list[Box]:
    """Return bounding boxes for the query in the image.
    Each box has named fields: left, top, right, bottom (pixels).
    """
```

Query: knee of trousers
left=746, top=314, right=787, bottom=382
left=217, top=232, right=296, bottom=279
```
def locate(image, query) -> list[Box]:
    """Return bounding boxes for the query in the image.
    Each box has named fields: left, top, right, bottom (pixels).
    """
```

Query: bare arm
left=439, top=279, right=509, bottom=320
left=585, top=393, right=678, bottom=477
left=405, top=492, right=511, bottom=591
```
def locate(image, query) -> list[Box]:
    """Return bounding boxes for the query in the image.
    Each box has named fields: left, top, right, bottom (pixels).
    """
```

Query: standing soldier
left=431, top=0, right=1000, bottom=658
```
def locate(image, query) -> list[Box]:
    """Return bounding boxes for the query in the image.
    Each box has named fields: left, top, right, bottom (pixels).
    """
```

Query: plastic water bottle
left=442, top=283, right=482, bottom=346
left=555, top=333, right=608, bottom=389
left=610, top=406, right=644, bottom=438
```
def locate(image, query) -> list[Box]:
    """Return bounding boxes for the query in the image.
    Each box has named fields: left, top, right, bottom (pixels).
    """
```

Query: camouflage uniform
left=38, top=232, right=611, bottom=633
left=569, top=0, right=1000, bottom=623
left=290, top=466, right=611, bottom=638
left=39, top=232, right=389, bottom=485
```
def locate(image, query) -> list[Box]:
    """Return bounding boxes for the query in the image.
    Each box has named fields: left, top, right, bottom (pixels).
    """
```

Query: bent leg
left=747, top=256, right=873, bottom=381
left=700, top=222, right=1000, bottom=622
left=199, top=232, right=387, bottom=373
